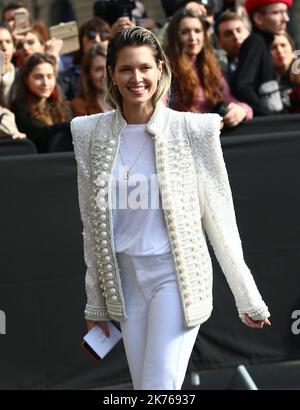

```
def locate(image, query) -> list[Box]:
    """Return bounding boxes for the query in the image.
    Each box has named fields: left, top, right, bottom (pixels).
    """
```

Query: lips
left=127, top=86, right=148, bottom=94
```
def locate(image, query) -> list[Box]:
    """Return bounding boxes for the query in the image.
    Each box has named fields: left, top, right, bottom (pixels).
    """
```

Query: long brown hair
left=166, top=8, right=223, bottom=111
left=17, top=53, right=70, bottom=125
left=79, top=43, right=107, bottom=107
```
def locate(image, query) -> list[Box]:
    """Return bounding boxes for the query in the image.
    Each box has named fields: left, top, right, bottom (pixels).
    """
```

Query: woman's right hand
left=86, top=320, right=110, bottom=337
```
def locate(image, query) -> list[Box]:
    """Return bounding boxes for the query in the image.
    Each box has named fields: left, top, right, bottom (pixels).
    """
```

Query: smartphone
left=0, top=51, right=5, bottom=76
left=14, top=11, right=30, bottom=33
left=81, top=340, right=102, bottom=361
left=49, top=21, right=79, bottom=55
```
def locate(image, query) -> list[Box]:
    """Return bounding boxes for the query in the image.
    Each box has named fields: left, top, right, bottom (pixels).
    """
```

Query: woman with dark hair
left=14, top=28, right=63, bottom=70
left=71, top=26, right=270, bottom=390
left=71, top=43, right=111, bottom=116
left=0, top=23, right=18, bottom=108
left=166, top=8, right=252, bottom=127
left=59, top=17, right=111, bottom=100
left=11, top=53, right=72, bottom=152
left=270, top=32, right=300, bottom=112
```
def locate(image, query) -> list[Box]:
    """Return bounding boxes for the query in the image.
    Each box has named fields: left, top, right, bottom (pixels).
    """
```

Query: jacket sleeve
left=232, top=35, right=273, bottom=116
left=188, top=112, right=270, bottom=323
left=71, top=116, right=110, bottom=321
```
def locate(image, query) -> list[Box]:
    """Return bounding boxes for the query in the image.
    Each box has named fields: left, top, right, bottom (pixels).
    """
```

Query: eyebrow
left=118, top=63, right=153, bottom=69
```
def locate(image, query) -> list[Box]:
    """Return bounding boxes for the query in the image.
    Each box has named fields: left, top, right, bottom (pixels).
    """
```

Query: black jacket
left=233, top=28, right=283, bottom=116
left=11, top=100, right=72, bottom=153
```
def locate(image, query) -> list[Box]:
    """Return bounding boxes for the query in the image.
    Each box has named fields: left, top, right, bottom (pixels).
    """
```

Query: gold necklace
left=119, top=133, right=148, bottom=180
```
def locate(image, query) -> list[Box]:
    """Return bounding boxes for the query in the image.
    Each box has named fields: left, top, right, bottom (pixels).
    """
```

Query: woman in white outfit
left=71, top=27, right=271, bottom=390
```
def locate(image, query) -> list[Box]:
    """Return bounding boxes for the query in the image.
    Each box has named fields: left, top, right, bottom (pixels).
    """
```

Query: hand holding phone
left=49, top=21, right=79, bottom=55
left=0, top=50, right=8, bottom=77
left=14, top=11, right=30, bottom=34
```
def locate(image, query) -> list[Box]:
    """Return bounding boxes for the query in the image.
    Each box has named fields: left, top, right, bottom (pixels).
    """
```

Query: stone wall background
left=0, top=0, right=299, bottom=45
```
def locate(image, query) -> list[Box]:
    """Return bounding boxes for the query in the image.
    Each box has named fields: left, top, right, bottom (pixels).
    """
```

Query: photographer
left=93, top=0, right=136, bottom=37
left=166, top=8, right=252, bottom=127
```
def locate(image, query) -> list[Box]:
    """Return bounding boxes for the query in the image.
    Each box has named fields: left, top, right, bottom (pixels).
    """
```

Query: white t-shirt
left=112, top=124, right=171, bottom=256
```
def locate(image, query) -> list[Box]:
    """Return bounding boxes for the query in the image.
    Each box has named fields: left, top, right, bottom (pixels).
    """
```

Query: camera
left=211, top=101, right=229, bottom=117
left=93, top=0, right=136, bottom=26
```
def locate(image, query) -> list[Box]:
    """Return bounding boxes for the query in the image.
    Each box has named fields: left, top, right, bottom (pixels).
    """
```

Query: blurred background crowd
left=0, top=0, right=299, bottom=153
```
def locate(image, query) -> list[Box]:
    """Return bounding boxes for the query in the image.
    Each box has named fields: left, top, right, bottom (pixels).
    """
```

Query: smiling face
left=109, top=45, right=162, bottom=111
left=178, top=16, right=204, bottom=58
left=26, top=62, right=56, bottom=100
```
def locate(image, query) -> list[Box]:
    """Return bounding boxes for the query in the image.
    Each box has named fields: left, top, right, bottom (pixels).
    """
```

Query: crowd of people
left=0, top=0, right=299, bottom=153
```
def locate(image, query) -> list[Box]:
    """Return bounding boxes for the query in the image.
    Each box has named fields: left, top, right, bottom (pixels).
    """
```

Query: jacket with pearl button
left=71, top=102, right=270, bottom=328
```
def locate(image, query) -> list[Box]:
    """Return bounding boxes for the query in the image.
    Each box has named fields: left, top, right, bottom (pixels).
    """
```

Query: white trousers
left=117, top=252, right=200, bottom=390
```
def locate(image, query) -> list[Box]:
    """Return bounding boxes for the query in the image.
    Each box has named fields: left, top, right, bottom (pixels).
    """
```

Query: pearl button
left=101, top=240, right=108, bottom=246
left=109, top=139, right=116, bottom=146
left=111, top=296, right=118, bottom=301
left=104, top=256, right=112, bottom=263
left=100, top=231, right=108, bottom=238
left=98, top=180, right=106, bottom=188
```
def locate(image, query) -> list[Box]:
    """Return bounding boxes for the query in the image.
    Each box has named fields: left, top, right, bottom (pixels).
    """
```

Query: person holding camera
left=71, top=26, right=270, bottom=390
left=166, top=8, right=252, bottom=127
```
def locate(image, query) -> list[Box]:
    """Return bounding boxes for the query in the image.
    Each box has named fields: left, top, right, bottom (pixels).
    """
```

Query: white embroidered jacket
left=71, top=102, right=270, bottom=328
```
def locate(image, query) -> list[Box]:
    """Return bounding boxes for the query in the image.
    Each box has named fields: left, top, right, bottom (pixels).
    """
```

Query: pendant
left=124, top=170, right=130, bottom=180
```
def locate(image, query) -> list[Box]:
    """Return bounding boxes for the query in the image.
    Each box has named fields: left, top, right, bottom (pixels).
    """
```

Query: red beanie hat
left=244, top=0, right=293, bottom=13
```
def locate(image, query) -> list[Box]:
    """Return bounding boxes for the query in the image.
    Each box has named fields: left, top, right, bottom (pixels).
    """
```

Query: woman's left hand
left=223, top=103, right=247, bottom=127
left=244, top=313, right=271, bottom=329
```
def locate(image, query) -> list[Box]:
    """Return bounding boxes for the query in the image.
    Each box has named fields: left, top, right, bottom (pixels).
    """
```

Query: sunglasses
left=86, top=30, right=110, bottom=41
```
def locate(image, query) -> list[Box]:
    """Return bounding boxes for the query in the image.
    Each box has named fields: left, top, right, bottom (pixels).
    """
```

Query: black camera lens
left=212, top=101, right=229, bottom=117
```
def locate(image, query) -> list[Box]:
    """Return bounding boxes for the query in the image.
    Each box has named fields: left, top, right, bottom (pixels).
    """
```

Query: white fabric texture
left=117, top=251, right=200, bottom=390
left=112, top=124, right=171, bottom=256
left=71, top=103, right=270, bottom=327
